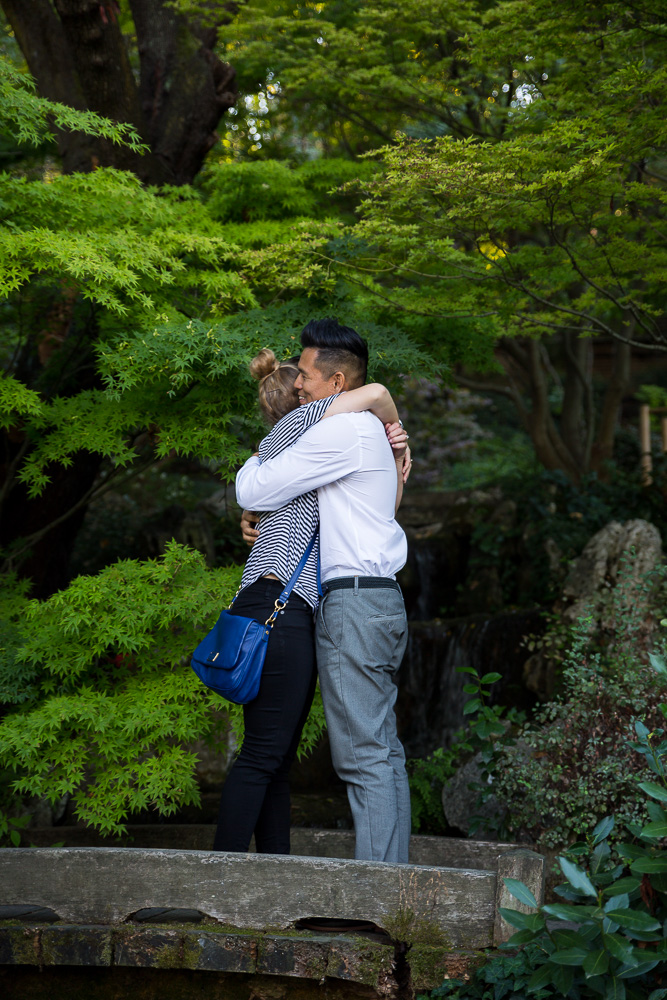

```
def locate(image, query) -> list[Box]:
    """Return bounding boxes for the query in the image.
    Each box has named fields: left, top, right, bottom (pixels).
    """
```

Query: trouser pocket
left=317, top=592, right=344, bottom=648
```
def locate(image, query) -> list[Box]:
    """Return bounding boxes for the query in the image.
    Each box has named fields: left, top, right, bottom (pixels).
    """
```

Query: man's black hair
left=300, top=318, right=368, bottom=385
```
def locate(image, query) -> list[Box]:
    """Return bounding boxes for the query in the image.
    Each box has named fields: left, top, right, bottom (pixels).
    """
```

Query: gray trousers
left=316, top=581, right=411, bottom=863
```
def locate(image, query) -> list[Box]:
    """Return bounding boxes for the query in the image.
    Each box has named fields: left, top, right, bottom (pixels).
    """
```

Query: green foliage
left=0, top=574, right=34, bottom=704
left=636, top=386, right=667, bottom=411
left=0, top=168, right=258, bottom=315
left=0, top=543, right=248, bottom=835
left=419, top=722, right=667, bottom=1000
left=419, top=943, right=558, bottom=1000
left=407, top=747, right=459, bottom=834
left=0, top=542, right=330, bottom=836
left=342, top=0, right=667, bottom=342
left=0, top=56, right=145, bottom=152
left=212, top=0, right=507, bottom=158
left=0, top=811, right=30, bottom=848
left=497, top=778, right=667, bottom=998
left=451, top=664, right=525, bottom=840
left=199, top=158, right=378, bottom=223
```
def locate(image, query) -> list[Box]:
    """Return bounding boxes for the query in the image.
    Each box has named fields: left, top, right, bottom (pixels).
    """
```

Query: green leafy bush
left=0, top=543, right=326, bottom=837
left=420, top=943, right=558, bottom=1000
left=490, top=620, right=667, bottom=850
left=408, top=747, right=460, bottom=835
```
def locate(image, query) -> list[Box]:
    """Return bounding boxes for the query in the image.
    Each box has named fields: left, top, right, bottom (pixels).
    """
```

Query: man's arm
left=236, top=416, right=361, bottom=511
left=385, top=422, right=411, bottom=513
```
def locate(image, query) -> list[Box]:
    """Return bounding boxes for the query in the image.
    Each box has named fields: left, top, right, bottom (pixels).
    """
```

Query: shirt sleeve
left=236, top=414, right=361, bottom=511
left=258, top=395, right=339, bottom=462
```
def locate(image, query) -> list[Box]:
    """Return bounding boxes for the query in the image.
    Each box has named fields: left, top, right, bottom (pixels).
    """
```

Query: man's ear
left=331, top=371, right=346, bottom=391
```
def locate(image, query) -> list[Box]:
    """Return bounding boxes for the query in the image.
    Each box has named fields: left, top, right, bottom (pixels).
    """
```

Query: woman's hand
left=385, top=421, right=408, bottom=457
left=240, top=509, right=260, bottom=546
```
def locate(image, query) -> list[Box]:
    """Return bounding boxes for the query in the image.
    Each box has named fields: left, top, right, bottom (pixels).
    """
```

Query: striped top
left=239, top=395, right=339, bottom=609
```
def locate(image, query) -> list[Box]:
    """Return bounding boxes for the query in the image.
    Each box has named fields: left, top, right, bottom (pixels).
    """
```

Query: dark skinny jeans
left=213, top=578, right=316, bottom=854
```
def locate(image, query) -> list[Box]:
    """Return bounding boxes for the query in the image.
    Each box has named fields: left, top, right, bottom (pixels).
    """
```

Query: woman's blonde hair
left=250, top=348, right=299, bottom=426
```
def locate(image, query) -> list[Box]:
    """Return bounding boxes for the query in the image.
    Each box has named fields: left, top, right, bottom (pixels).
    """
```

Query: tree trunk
left=590, top=339, right=632, bottom=475
left=463, top=332, right=629, bottom=486
left=130, top=0, right=238, bottom=184
left=495, top=337, right=582, bottom=482
left=560, top=332, right=593, bottom=469
left=1, top=0, right=238, bottom=184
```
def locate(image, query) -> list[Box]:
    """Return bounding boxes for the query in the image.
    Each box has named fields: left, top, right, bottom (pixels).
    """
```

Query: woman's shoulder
left=259, top=398, right=336, bottom=459
left=280, top=398, right=334, bottom=432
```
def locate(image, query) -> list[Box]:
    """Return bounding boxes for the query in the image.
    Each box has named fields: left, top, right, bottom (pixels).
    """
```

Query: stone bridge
left=0, top=832, right=545, bottom=1000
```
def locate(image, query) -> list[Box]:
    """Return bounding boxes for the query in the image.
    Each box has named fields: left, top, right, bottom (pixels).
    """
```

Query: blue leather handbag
left=191, top=530, right=318, bottom=704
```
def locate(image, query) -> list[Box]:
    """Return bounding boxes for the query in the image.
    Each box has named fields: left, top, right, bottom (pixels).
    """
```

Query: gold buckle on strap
left=227, top=584, right=242, bottom=610
left=265, top=599, right=287, bottom=627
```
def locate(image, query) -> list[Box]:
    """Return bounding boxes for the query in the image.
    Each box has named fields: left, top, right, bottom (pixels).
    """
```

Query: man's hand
left=401, top=444, right=412, bottom=484
left=240, top=509, right=260, bottom=546
left=385, top=422, right=412, bottom=484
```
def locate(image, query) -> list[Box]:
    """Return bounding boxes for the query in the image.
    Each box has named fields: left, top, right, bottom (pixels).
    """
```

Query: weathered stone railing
left=0, top=837, right=545, bottom=999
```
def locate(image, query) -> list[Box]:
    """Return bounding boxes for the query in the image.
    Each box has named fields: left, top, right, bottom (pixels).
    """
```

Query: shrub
left=490, top=620, right=667, bottom=850
left=0, top=542, right=327, bottom=838
left=408, top=746, right=460, bottom=834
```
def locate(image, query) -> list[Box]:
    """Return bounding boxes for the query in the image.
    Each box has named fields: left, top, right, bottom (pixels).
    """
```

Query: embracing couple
left=213, top=318, right=412, bottom=864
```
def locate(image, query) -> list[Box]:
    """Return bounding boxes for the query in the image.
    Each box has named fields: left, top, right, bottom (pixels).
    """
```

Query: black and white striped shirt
left=239, top=395, right=338, bottom=608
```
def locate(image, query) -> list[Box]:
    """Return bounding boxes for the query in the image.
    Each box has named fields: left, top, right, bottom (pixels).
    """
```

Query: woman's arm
left=322, top=384, right=399, bottom=426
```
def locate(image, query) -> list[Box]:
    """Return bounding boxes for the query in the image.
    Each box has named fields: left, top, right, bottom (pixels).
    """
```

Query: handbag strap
left=264, top=527, right=318, bottom=627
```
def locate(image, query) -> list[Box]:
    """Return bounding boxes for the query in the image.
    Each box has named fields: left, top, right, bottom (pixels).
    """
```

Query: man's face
left=294, top=347, right=341, bottom=404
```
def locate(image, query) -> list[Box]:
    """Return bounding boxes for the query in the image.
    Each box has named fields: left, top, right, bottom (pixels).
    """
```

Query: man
left=236, top=318, right=411, bottom=864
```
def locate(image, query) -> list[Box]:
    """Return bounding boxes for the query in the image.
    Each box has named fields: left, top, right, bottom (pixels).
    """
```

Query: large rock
left=562, top=518, right=663, bottom=624
left=523, top=518, right=663, bottom=699
left=441, top=752, right=504, bottom=839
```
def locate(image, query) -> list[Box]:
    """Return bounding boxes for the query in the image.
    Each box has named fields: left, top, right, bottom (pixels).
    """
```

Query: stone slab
left=0, top=847, right=496, bottom=948
left=0, top=925, right=42, bottom=966
left=113, top=926, right=184, bottom=969
left=41, top=924, right=112, bottom=967
left=0, top=923, right=390, bottom=979
left=291, top=829, right=530, bottom=871
left=23, top=824, right=530, bottom=872
left=494, top=849, right=546, bottom=945
left=189, top=930, right=257, bottom=973
left=0, top=922, right=493, bottom=997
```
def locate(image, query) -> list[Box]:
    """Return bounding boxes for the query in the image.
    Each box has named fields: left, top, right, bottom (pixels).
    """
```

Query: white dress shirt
left=236, top=411, right=407, bottom=583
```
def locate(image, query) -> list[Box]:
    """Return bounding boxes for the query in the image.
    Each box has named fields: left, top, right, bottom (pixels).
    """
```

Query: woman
left=213, top=348, right=407, bottom=855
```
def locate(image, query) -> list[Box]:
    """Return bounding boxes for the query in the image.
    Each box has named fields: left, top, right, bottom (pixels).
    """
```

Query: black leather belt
left=323, top=576, right=400, bottom=593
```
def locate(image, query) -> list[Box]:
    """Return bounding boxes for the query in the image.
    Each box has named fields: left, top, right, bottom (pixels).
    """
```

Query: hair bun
left=250, top=347, right=279, bottom=382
